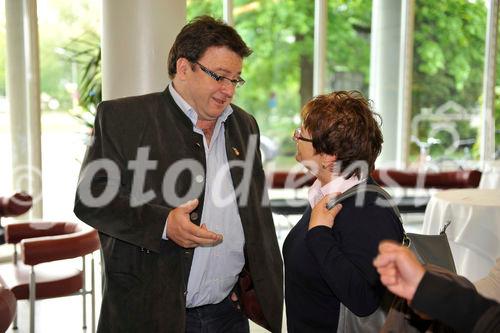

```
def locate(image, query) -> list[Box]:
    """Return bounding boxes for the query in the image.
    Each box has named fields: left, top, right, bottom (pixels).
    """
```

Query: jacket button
left=195, top=175, right=204, bottom=183
left=190, top=212, right=199, bottom=221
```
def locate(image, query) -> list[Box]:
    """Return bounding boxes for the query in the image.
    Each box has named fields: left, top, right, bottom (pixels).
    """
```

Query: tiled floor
left=9, top=301, right=284, bottom=332
left=8, top=298, right=280, bottom=333
left=8, top=294, right=95, bottom=333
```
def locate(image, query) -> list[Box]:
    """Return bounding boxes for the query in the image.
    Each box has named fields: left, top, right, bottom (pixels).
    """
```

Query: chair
left=267, top=169, right=483, bottom=215
left=0, top=286, right=16, bottom=332
left=371, top=169, right=482, bottom=213
left=0, top=193, right=33, bottom=245
left=0, top=221, right=100, bottom=333
left=0, top=192, right=31, bottom=332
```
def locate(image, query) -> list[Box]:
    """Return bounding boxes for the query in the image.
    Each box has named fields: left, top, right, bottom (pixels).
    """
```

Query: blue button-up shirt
left=168, top=84, right=245, bottom=307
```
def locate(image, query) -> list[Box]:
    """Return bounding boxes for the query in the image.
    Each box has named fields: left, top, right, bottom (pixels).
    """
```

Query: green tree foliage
left=412, top=0, right=488, bottom=159
left=413, top=0, right=486, bottom=110
left=234, top=0, right=314, bottom=143
left=326, top=0, right=371, bottom=90
left=187, top=0, right=222, bottom=20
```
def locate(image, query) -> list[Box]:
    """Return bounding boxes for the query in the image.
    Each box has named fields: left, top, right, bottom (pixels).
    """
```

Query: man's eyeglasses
left=194, top=62, right=246, bottom=88
left=292, top=128, right=313, bottom=142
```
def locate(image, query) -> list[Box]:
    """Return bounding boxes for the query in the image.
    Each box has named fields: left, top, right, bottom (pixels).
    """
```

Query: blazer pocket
left=108, top=271, right=142, bottom=293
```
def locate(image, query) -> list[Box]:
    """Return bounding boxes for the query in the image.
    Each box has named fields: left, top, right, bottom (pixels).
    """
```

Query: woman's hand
left=309, top=193, right=343, bottom=230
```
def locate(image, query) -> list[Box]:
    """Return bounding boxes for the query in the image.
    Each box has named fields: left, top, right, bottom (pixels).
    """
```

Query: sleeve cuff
left=412, top=271, right=495, bottom=333
left=411, top=271, right=439, bottom=310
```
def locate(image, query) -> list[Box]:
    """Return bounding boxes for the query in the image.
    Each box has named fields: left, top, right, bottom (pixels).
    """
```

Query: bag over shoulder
left=328, top=183, right=457, bottom=332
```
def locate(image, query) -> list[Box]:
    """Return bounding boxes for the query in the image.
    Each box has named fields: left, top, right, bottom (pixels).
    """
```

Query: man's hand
left=166, top=199, right=223, bottom=248
left=373, top=241, right=426, bottom=303
left=308, top=193, right=343, bottom=230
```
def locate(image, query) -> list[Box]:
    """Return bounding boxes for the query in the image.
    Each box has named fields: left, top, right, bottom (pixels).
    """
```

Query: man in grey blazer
left=74, top=16, right=283, bottom=333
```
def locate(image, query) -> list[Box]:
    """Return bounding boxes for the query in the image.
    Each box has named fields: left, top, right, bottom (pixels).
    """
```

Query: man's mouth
left=213, top=97, right=226, bottom=106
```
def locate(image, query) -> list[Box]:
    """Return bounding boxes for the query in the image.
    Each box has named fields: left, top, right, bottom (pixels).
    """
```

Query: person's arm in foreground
left=373, top=241, right=500, bottom=333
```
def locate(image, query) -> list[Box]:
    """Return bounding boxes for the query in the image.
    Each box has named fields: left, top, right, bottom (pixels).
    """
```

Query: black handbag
left=327, top=184, right=456, bottom=332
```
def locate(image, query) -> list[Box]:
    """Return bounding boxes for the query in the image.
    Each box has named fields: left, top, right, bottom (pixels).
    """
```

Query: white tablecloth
left=422, top=188, right=500, bottom=281
left=479, top=160, right=500, bottom=189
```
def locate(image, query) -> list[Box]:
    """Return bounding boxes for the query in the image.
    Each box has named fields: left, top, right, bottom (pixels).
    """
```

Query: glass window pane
left=40, top=0, right=101, bottom=219
left=234, top=0, right=313, bottom=170
left=411, top=0, right=487, bottom=170
left=326, top=0, right=372, bottom=96
left=0, top=0, right=101, bottom=219
left=0, top=1, right=9, bottom=193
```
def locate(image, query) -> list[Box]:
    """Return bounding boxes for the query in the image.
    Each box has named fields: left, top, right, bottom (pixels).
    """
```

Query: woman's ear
left=320, top=154, right=337, bottom=170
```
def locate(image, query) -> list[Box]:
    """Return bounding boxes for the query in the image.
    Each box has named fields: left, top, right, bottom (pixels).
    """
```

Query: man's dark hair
left=168, top=16, right=252, bottom=79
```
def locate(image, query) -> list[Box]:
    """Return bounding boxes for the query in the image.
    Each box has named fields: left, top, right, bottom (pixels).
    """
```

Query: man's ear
left=176, top=58, right=192, bottom=80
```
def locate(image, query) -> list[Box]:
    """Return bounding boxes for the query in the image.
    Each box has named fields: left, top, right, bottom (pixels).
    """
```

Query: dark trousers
left=185, top=297, right=250, bottom=333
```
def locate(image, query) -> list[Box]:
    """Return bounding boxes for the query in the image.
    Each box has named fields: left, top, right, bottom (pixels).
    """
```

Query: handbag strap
left=326, top=183, right=411, bottom=246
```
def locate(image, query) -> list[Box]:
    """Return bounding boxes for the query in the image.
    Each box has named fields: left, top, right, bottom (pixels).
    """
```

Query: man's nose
left=220, top=81, right=236, bottom=97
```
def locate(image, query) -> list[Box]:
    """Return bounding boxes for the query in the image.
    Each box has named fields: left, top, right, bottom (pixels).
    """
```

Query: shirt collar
left=308, top=175, right=364, bottom=208
left=168, top=83, right=233, bottom=126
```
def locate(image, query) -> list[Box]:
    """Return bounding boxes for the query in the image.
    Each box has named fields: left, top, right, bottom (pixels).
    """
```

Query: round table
left=422, top=188, right=500, bottom=281
left=479, top=160, right=500, bottom=189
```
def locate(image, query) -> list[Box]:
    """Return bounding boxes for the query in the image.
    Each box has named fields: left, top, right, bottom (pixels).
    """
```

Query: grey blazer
left=74, top=88, right=283, bottom=333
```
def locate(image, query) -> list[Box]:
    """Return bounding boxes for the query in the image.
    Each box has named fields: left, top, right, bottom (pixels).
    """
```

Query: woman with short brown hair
left=283, top=91, right=404, bottom=332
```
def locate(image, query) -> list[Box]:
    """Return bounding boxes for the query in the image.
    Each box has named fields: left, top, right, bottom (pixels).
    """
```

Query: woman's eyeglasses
left=292, top=128, right=313, bottom=142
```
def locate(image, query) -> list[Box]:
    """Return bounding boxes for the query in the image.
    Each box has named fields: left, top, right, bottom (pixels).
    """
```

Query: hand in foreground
left=166, top=199, right=223, bottom=248
left=373, top=241, right=426, bottom=303
left=308, top=193, right=342, bottom=230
